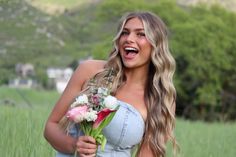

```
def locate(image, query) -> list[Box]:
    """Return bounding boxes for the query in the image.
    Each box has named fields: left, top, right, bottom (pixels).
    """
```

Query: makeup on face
left=118, top=17, right=152, bottom=68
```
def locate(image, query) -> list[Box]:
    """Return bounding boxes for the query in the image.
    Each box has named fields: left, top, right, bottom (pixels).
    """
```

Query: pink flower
left=66, top=105, right=88, bottom=123
left=93, top=108, right=116, bottom=128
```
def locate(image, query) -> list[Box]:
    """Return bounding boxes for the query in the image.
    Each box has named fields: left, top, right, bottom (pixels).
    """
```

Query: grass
left=0, top=87, right=235, bottom=157
left=170, top=120, right=236, bottom=157
left=0, top=106, right=55, bottom=156
left=0, top=86, right=59, bottom=107
left=0, top=86, right=59, bottom=156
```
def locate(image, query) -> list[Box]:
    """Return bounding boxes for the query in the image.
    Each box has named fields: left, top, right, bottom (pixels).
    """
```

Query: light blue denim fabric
left=56, top=100, right=145, bottom=157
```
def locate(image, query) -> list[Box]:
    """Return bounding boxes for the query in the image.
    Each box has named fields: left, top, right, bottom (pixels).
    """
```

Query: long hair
left=104, top=11, right=178, bottom=157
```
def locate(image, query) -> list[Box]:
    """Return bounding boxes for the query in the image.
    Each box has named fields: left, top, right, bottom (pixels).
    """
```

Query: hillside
left=177, top=0, right=236, bottom=12
left=0, top=0, right=115, bottom=84
left=25, top=0, right=101, bottom=15
left=25, top=0, right=236, bottom=15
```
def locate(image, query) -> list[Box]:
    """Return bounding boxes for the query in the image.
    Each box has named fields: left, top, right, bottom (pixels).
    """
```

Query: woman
left=44, top=11, right=177, bottom=157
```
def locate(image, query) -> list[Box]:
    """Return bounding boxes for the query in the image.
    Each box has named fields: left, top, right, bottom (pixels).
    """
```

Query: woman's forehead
left=123, top=17, right=144, bottom=30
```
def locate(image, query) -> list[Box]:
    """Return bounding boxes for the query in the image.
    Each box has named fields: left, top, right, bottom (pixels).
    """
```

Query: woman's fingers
left=80, top=153, right=96, bottom=157
left=77, top=136, right=97, bottom=149
left=77, top=146, right=97, bottom=154
left=79, top=136, right=96, bottom=144
left=76, top=136, right=97, bottom=156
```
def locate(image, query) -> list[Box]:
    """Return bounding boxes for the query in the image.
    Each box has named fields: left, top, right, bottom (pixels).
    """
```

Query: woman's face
left=118, top=17, right=152, bottom=70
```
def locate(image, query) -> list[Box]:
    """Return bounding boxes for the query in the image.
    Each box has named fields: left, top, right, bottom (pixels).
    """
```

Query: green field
left=0, top=86, right=59, bottom=156
left=0, top=87, right=235, bottom=157
left=173, top=120, right=236, bottom=157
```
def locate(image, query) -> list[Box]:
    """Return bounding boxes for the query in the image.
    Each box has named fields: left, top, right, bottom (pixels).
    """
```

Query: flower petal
left=93, top=108, right=116, bottom=128
left=66, top=105, right=88, bottom=122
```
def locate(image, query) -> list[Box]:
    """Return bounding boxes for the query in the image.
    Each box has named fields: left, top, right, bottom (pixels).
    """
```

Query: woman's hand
left=76, top=136, right=97, bottom=157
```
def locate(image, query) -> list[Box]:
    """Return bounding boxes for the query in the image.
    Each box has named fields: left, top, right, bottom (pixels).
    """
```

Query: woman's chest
left=102, top=102, right=145, bottom=149
left=115, top=89, right=147, bottom=121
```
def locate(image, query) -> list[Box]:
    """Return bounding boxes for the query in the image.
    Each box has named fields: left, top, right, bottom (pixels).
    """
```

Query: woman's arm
left=44, top=60, right=106, bottom=153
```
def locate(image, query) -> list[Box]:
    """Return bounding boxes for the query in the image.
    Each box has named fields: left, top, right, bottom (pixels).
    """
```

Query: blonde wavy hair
left=103, top=11, right=178, bottom=157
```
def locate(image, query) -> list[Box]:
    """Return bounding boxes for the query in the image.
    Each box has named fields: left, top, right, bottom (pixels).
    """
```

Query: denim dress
left=56, top=100, right=145, bottom=157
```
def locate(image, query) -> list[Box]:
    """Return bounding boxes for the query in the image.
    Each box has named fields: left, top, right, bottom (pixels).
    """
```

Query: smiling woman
left=44, top=11, right=178, bottom=157
left=118, top=17, right=152, bottom=70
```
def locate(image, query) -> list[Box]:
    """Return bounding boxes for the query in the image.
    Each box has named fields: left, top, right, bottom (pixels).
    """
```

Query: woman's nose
left=126, top=33, right=135, bottom=43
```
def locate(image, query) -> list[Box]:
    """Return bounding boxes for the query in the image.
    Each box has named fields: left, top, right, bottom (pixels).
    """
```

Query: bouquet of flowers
left=66, top=86, right=119, bottom=151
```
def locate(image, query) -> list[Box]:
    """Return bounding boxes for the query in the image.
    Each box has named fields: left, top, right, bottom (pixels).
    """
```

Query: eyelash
left=137, top=32, right=145, bottom=36
left=121, top=31, right=129, bottom=35
left=120, top=31, right=145, bottom=37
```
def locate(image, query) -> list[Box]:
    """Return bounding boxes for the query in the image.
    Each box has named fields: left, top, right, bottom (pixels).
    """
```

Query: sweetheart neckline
left=117, top=100, right=146, bottom=124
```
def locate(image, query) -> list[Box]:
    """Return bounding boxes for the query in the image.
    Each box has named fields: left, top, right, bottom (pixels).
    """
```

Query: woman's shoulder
left=79, top=59, right=106, bottom=73
left=74, top=59, right=106, bottom=81
left=80, top=59, right=106, bottom=68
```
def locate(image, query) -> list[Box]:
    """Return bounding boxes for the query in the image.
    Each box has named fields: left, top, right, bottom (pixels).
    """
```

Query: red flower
left=93, top=108, right=116, bottom=129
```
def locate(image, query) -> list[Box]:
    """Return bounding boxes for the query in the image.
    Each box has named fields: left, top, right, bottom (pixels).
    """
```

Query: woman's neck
left=123, top=67, right=149, bottom=89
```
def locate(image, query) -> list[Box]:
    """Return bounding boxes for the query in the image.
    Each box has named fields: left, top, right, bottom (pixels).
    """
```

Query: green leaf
left=101, top=136, right=107, bottom=151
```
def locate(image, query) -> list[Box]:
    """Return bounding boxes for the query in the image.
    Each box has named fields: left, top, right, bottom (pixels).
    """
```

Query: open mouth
left=124, top=47, right=139, bottom=55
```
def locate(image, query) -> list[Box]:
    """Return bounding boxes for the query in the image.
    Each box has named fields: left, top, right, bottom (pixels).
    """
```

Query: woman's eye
left=137, top=32, right=145, bottom=37
left=121, top=31, right=129, bottom=36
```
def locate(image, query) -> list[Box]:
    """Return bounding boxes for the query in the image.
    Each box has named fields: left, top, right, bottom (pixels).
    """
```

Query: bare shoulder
left=80, top=59, right=106, bottom=70
left=74, top=59, right=106, bottom=82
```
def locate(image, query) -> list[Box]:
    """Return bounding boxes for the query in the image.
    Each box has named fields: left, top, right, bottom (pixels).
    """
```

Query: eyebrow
left=123, top=27, right=144, bottom=31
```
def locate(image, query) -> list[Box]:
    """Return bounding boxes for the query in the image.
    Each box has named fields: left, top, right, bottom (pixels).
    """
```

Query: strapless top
left=56, top=100, right=145, bottom=157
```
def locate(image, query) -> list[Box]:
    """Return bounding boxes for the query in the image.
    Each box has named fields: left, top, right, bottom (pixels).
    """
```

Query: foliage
left=1, top=0, right=236, bottom=120
left=168, top=3, right=236, bottom=120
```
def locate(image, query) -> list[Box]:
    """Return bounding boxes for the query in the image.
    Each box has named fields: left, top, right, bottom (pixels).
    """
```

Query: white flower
left=84, top=110, right=98, bottom=122
left=71, top=94, right=89, bottom=107
left=76, top=94, right=89, bottom=104
left=104, top=95, right=118, bottom=110
left=97, top=87, right=108, bottom=95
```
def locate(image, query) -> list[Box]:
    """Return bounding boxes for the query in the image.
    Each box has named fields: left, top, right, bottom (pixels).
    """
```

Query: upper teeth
left=125, top=47, right=137, bottom=51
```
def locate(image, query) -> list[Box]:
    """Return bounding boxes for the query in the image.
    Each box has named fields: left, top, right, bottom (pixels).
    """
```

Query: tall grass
left=0, top=86, right=59, bottom=107
left=0, top=87, right=235, bottom=157
left=0, top=86, right=59, bottom=156
left=169, top=120, right=236, bottom=157
left=0, top=106, right=54, bottom=156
